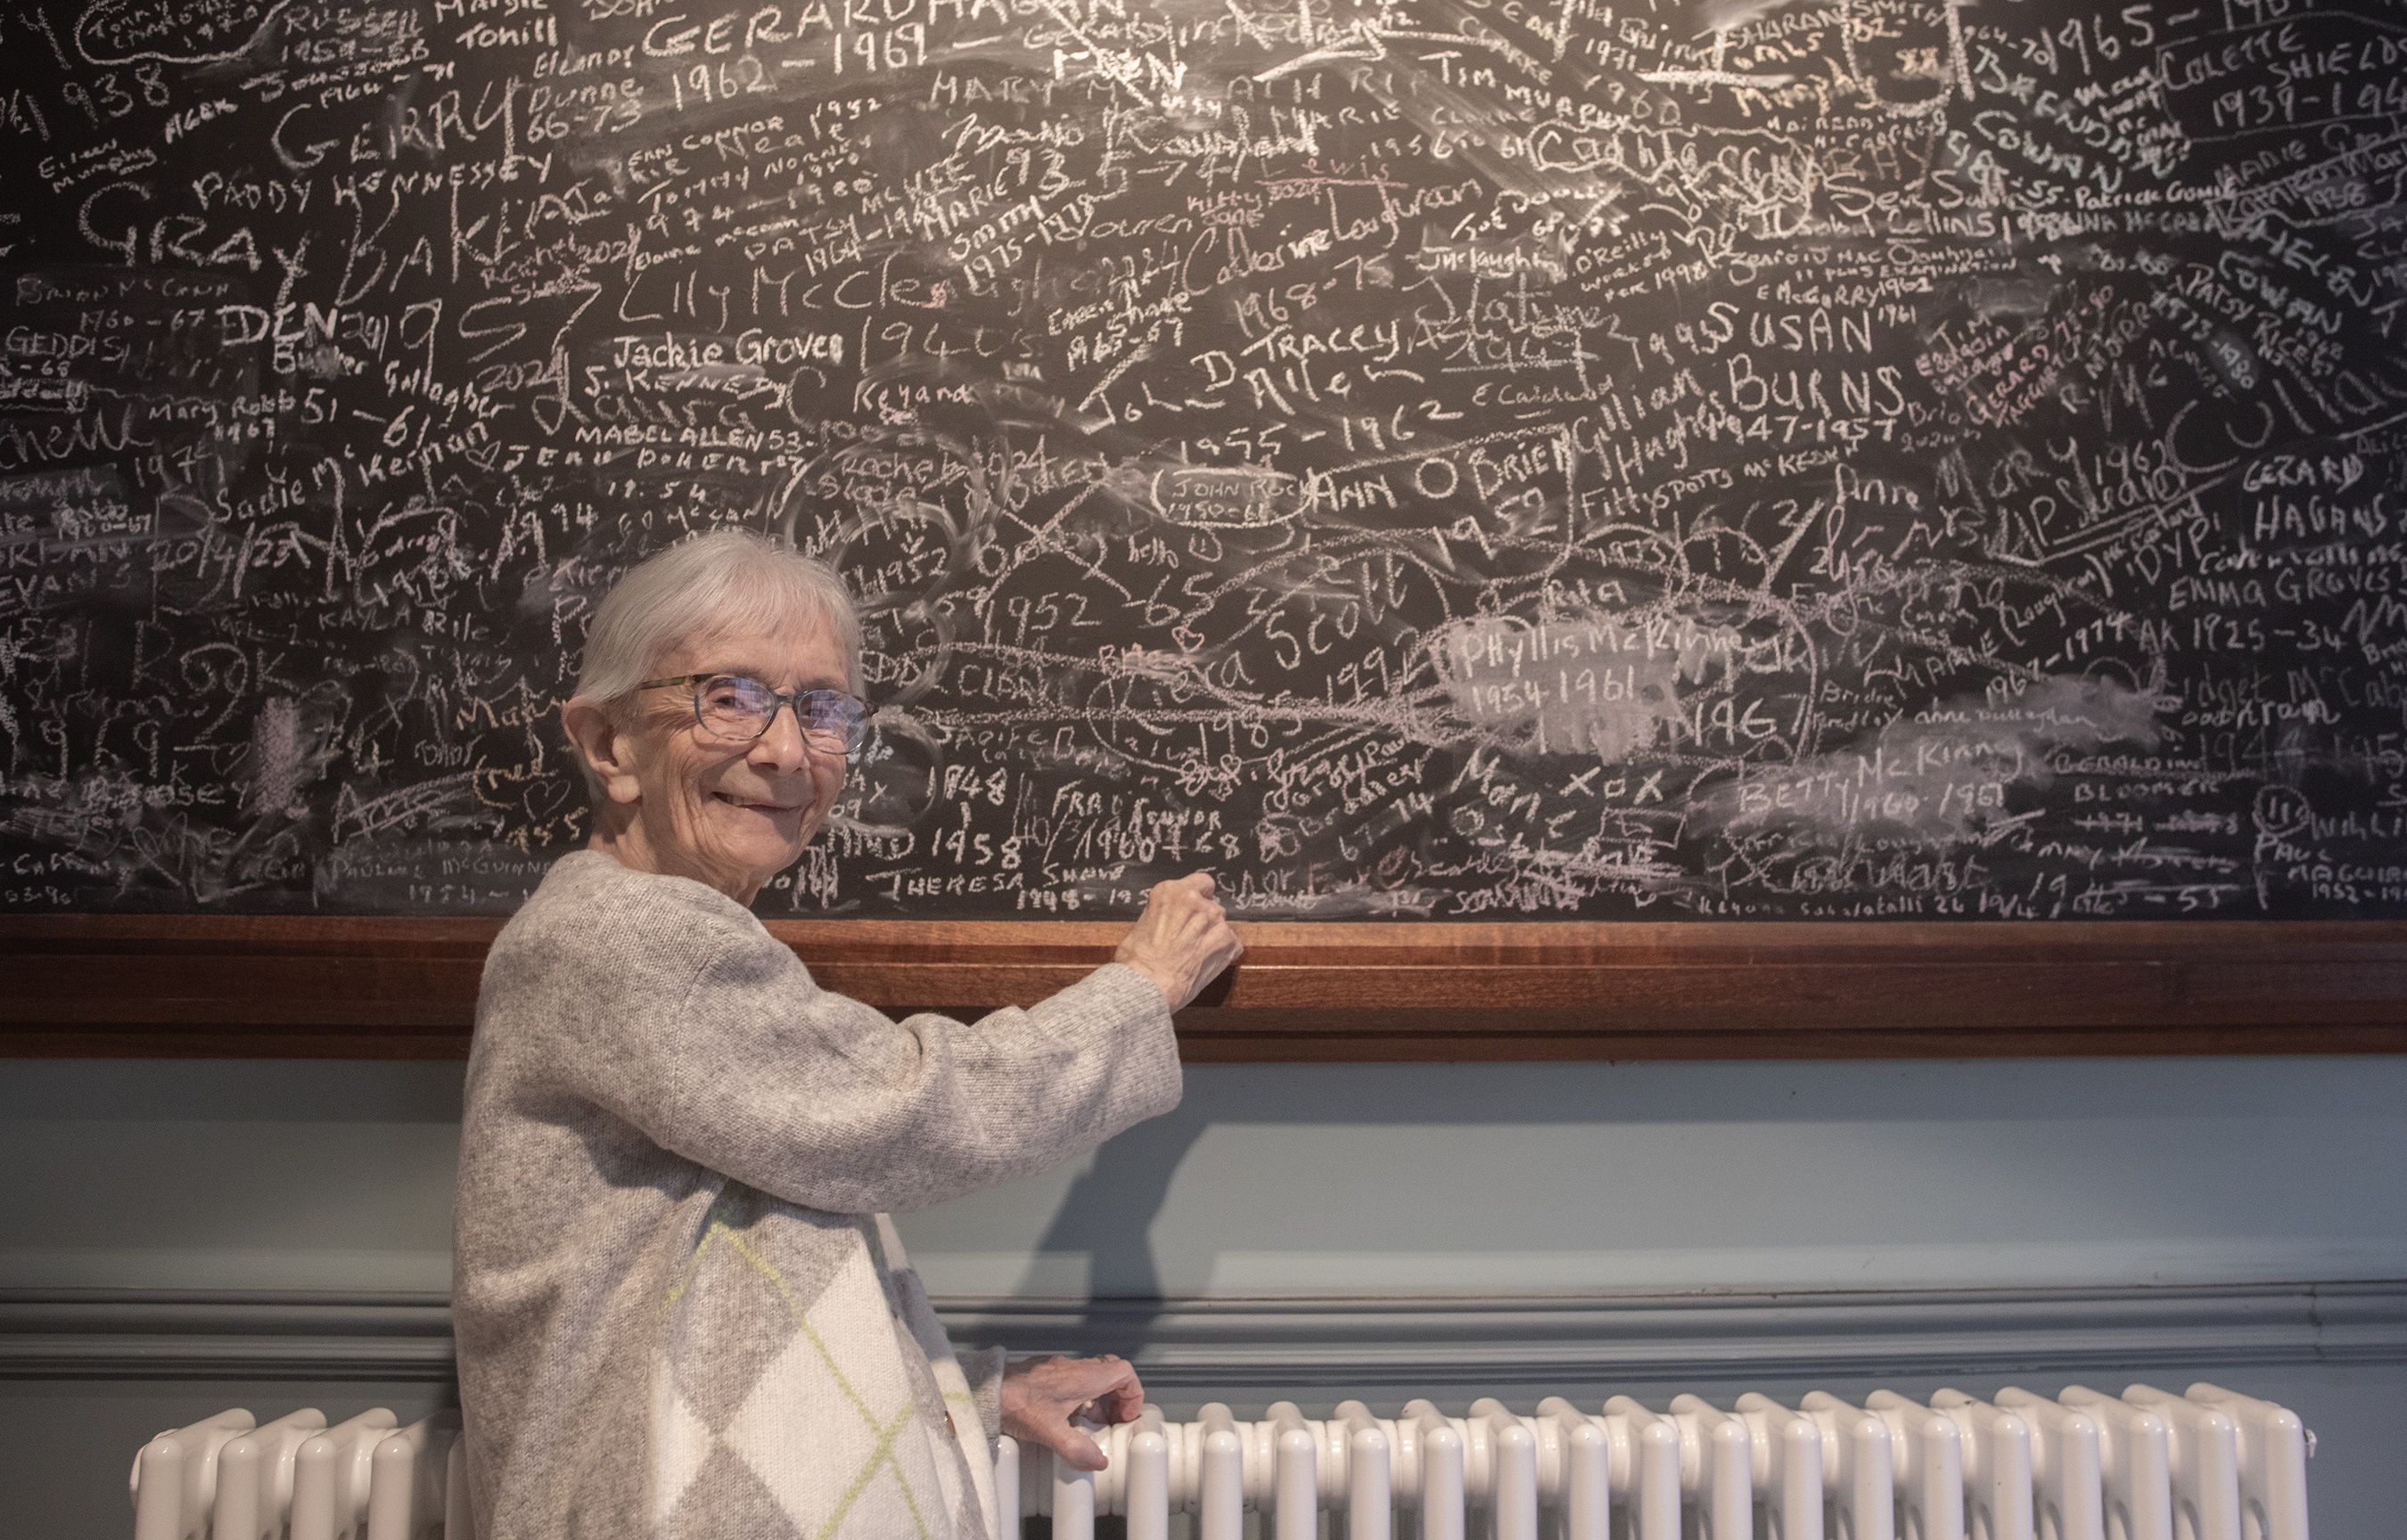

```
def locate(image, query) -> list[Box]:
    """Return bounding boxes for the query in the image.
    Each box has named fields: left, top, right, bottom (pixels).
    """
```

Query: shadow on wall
left=1007, top=1094, right=1213, bottom=1351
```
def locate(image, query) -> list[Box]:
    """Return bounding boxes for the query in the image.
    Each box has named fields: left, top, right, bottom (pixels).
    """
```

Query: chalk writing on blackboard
left=1, top=0, right=2403, bottom=919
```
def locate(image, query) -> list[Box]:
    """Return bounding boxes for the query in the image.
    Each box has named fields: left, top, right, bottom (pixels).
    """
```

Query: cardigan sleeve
left=546, top=914, right=1183, bottom=1215
left=958, top=1345, right=1010, bottom=1443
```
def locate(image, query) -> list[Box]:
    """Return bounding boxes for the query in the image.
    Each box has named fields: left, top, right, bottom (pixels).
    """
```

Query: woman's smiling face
left=593, top=621, right=852, bottom=904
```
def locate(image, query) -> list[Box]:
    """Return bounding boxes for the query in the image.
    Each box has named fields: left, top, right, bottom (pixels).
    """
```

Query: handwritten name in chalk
left=606, top=331, right=845, bottom=370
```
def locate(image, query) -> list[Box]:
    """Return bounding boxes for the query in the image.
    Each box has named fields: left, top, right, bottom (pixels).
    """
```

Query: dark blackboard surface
left=1, top=0, right=2403, bottom=919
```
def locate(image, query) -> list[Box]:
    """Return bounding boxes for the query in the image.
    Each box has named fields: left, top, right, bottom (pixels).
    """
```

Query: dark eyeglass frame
left=637, top=673, right=878, bottom=755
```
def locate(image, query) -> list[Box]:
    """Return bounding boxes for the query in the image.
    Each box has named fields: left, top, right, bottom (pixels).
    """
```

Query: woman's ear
left=563, top=697, right=645, bottom=807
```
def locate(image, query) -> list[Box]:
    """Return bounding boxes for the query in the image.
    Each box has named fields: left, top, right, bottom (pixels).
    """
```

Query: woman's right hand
left=1113, top=872, right=1244, bottom=1010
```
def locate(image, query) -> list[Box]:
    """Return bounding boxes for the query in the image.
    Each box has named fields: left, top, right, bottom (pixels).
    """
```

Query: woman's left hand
left=998, top=1353, right=1146, bottom=1470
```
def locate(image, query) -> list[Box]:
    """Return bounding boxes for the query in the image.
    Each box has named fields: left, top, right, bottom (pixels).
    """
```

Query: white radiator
left=132, top=1382, right=2310, bottom=1540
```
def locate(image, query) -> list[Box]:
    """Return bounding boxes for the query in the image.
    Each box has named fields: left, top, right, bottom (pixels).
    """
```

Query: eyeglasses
left=637, top=674, right=877, bottom=755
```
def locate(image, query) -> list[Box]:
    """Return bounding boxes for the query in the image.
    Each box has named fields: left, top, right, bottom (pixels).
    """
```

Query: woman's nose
left=751, top=704, right=810, bottom=770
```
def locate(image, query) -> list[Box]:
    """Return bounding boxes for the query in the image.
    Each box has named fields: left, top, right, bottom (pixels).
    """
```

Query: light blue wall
left=7, top=1055, right=2407, bottom=1297
left=901, top=1056, right=2407, bottom=1298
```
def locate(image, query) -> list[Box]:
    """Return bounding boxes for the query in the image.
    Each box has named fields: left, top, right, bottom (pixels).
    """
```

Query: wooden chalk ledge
left=1, top=917, right=2404, bottom=1061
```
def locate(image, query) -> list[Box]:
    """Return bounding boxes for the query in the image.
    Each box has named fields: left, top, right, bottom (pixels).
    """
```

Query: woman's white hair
left=574, top=528, right=862, bottom=705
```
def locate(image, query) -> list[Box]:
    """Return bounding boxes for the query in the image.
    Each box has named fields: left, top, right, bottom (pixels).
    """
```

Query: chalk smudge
left=1431, top=612, right=1738, bottom=760
left=243, top=697, right=310, bottom=820
left=1692, top=676, right=2164, bottom=847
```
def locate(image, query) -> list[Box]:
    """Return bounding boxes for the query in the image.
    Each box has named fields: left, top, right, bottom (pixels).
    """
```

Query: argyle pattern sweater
left=455, top=851, right=1182, bottom=1539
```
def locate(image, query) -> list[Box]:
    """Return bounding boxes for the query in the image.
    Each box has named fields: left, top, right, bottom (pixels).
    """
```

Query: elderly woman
left=454, top=528, right=1242, bottom=1539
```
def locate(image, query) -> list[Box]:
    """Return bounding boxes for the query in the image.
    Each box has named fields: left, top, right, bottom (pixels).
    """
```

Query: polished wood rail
left=4, top=917, right=2406, bottom=1060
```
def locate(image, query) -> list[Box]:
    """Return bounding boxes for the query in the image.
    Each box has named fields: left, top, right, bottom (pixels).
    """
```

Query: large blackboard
left=0, top=0, right=2403, bottom=920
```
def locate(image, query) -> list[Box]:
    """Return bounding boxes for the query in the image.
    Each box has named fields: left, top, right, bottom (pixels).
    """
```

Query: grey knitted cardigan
left=454, top=851, right=1181, bottom=1540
